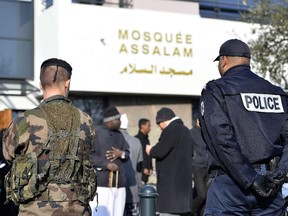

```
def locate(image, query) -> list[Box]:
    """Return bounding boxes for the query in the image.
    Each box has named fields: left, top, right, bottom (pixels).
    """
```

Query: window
left=0, top=0, right=33, bottom=79
left=198, top=0, right=254, bottom=21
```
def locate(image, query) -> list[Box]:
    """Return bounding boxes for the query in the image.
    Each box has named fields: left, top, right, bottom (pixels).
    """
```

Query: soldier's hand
left=251, top=175, right=274, bottom=197
left=107, top=162, right=118, bottom=172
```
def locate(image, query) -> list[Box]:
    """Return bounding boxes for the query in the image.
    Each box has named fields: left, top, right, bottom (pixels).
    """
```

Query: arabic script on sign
left=120, top=64, right=193, bottom=77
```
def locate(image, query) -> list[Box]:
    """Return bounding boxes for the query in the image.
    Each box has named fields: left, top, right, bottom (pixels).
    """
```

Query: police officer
left=199, top=39, right=288, bottom=215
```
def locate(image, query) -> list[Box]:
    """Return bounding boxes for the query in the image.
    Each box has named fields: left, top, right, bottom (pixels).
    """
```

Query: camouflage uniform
left=2, top=95, right=96, bottom=216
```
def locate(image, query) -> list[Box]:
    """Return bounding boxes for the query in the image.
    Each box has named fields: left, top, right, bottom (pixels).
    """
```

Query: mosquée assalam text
left=118, top=29, right=193, bottom=58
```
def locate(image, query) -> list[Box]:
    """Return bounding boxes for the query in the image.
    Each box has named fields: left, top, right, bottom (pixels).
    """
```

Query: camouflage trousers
left=18, top=200, right=91, bottom=216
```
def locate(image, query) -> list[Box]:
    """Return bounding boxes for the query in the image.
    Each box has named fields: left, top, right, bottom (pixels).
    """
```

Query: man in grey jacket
left=120, top=114, right=143, bottom=216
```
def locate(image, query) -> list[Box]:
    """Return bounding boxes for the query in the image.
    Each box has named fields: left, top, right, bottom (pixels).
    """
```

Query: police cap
left=214, top=39, right=251, bottom=62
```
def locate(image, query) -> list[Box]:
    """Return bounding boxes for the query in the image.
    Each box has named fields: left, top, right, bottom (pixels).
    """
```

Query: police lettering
left=240, top=93, right=284, bottom=113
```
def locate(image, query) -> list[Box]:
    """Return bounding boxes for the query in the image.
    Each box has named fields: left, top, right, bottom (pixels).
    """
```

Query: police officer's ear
left=217, top=56, right=224, bottom=67
left=221, top=56, right=229, bottom=65
left=196, top=118, right=201, bottom=128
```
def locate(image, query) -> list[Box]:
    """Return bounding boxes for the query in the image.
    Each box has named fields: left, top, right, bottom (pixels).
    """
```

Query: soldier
left=2, top=58, right=97, bottom=215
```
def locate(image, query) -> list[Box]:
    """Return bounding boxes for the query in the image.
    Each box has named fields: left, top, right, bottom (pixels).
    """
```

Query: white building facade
left=1, top=0, right=255, bottom=143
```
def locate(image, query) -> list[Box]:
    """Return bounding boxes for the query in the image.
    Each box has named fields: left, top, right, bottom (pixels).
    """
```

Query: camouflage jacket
left=2, top=95, right=96, bottom=206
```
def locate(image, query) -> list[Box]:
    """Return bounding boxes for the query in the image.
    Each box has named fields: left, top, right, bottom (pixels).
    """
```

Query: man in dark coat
left=190, top=116, right=209, bottom=216
left=89, top=106, right=130, bottom=216
left=146, top=107, right=193, bottom=215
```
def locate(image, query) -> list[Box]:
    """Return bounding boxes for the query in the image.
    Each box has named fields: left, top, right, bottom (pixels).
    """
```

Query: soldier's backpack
left=5, top=101, right=97, bottom=205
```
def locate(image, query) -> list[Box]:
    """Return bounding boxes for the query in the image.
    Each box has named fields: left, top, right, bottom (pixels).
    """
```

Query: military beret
left=41, top=58, right=72, bottom=75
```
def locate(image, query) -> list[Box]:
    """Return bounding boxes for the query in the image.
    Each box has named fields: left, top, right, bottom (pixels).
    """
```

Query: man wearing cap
left=199, top=39, right=288, bottom=215
left=2, top=58, right=97, bottom=215
left=146, top=107, right=193, bottom=216
left=89, top=106, right=130, bottom=216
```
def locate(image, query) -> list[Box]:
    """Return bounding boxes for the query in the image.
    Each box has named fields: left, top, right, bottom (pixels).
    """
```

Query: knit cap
left=103, top=106, right=121, bottom=123
left=155, top=107, right=175, bottom=124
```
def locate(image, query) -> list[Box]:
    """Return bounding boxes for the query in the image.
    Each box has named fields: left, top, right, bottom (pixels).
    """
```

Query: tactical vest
left=5, top=101, right=97, bottom=204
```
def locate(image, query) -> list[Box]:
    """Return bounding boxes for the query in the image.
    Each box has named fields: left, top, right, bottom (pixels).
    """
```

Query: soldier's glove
left=251, top=175, right=274, bottom=197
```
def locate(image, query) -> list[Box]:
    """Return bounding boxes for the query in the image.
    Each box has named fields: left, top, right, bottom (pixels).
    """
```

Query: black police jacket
left=199, top=64, right=288, bottom=190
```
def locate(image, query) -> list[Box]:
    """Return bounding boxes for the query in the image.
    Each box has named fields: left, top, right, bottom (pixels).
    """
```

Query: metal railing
left=72, top=0, right=133, bottom=8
